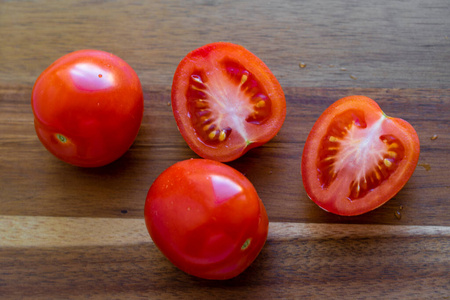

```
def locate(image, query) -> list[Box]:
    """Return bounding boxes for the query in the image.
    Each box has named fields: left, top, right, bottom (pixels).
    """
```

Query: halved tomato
left=171, top=42, right=286, bottom=162
left=301, top=95, right=420, bottom=216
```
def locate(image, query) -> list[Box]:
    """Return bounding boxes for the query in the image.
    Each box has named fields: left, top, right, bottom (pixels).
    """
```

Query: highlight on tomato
left=31, top=49, right=144, bottom=167
left=301, top=95, right=420, bottom=216
left=144, top=159, right=269, bottom=280
left=171, top=42, right=286, bottom=162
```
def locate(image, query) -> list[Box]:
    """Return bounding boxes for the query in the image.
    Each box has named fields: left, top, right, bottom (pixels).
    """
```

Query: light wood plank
left=1, top=215, right=449, bottom=248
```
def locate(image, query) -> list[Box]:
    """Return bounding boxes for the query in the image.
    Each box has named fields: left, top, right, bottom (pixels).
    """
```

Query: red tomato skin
left=171, top=42, right=286, bottom=162
left=31, top=50, right=144, bottom=167
left=144, top=159, right=269, bottom=280
left=301, top=95, right=420, bottom=216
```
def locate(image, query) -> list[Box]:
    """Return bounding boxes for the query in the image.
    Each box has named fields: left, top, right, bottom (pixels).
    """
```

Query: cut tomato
left=301, top=95, right=420, bottom=216
left=171, top=42, right=286, bottom=162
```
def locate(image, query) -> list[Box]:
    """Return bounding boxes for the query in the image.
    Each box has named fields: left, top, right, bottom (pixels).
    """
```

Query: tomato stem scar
left=241, top=238, right=251, bottom=250
left=56, top=134, right=67, bottom=143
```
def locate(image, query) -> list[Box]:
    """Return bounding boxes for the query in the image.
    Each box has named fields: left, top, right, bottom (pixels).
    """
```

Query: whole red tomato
left=144, top=159, right=269, bottom=280
left=31, top=50, right=144, bottom=167
left=302, top=95, right=420, bottom=216
left=171, top=42, right=286, bottom=162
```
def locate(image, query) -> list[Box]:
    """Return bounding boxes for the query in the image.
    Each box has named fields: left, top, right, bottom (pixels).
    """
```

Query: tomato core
left=187, top=59, right=271, bottom=147
left=318, top=109, right=406, bottom=201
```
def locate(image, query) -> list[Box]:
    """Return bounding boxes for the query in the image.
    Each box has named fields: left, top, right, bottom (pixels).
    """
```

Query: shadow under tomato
left=42, top=142, right=154, bottom=219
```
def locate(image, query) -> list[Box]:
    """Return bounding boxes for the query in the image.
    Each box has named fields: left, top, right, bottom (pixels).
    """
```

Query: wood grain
left=1, top=0, right=450, bottom=88
left=1, top=0, right=449, bottom=298
left=1, top=216, right=449, bottom=299
left=1, top=85, right=448, bottom=225
left=2, top=215, right=449, bottom=248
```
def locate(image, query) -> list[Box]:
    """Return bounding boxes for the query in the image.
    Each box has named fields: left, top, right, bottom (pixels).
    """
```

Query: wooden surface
left=1, top=0, right=449, bottom=299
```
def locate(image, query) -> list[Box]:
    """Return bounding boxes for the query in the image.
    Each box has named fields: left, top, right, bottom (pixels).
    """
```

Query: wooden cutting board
left=1, top=1, right=449, bottom=299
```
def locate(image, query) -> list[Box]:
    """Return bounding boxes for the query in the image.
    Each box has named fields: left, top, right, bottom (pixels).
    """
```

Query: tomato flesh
left=302, top=96, right=420, bottom=216
left=144, top=159, right=268, bottom=280
left=187, top=59, right=272, bottom=145
left=172, top=42, right=286, bottom=162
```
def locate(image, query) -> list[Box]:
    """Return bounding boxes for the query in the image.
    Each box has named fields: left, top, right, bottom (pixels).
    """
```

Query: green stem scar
left=56, top=134, right=67, bottom=143
left=241, top=238, right=251, bottom=250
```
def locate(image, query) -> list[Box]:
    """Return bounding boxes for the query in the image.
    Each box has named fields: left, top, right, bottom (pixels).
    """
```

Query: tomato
left=31, top=50, right=144, bottom=167
left=144, top=159, right=268, bottom=280
left=171, top=42, right=286, bottom=162
left=301, top=95, right=420, bottom=216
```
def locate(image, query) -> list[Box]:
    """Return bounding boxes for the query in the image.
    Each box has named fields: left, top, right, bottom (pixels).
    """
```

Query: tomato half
left=144, top=159, right=268, bottom=280
left=31, top=50, right=143, bottom=167
left=301, top=95, right=420, bottom=216
left=171, top=42, right=286, bottom=162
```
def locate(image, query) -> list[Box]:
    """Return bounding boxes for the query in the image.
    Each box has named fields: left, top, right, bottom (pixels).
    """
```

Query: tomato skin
left=144, top=159, right=269, bottom=280
left=31, top=50, right=144, bottom=167
left=301, top=95, right=420, bottom=216
left=171, top=42, right=286, bottom=162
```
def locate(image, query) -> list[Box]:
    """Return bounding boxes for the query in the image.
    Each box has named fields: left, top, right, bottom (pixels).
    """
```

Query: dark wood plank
left=1, top=0, right=449, bottom=88
left=1, top=85, right=449, bottom=226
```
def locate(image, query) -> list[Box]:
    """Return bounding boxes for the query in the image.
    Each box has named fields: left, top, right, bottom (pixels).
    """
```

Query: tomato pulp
left=171, top=42, right=286, bottom=162
left=144, top=159, right=269, bottom=280
left=31, top=49, right=144, bottom=167
left=301, top=96, right=420, bottom=216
